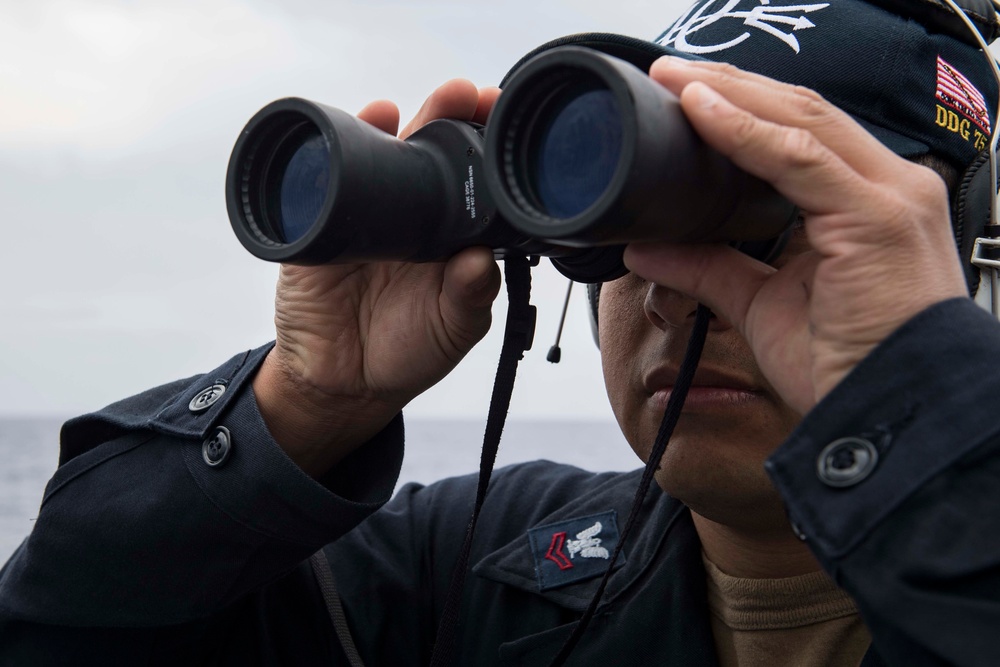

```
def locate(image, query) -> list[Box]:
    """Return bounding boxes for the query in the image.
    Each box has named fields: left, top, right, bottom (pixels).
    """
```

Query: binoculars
left=225, top=46, right=796, bottom=283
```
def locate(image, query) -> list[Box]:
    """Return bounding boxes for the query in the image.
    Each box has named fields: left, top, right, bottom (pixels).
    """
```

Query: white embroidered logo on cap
left=657, top=0, right=830, bottom=55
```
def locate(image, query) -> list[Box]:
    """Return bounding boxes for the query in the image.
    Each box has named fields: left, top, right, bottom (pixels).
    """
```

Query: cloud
left=0, top=0, right=301, bottom=153
left=0, top=0, right=690, bottom=418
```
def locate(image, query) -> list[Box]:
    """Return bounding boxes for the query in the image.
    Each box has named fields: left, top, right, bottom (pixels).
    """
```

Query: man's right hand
left=252, top=80, right=503, bottom=478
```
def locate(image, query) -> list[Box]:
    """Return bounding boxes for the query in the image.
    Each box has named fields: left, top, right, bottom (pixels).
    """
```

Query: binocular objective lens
left=271, top=126, right=331, bottom=244
left=530, top=86, right=622, bottom=219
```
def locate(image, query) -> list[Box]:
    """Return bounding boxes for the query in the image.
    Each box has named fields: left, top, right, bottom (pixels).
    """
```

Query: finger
left=627, top=242, right=821, bottom=412
left=357, top=99, right=400, bottom=136
left=442, top=246, right=501, bottom=311
left=624, top=242, right=773, bottom=336
left=439, top=246, right=501, bottom=351
left=473, top=86, right=502, bottom=126
left=649, top=56, right=894, bottom=179
left=677, top=81, right=875, bottom=217
left=400, top=78, right=480, bottom=140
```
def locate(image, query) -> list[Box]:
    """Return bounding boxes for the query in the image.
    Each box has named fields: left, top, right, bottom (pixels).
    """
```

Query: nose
left=643, top=283, right=730, bottom=332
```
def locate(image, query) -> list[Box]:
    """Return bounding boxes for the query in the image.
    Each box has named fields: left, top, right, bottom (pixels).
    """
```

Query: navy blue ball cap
left=503, top=0, right=1000, bottom=172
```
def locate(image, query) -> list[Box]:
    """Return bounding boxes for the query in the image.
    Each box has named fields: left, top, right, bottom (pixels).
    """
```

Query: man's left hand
left=624, top=56, right=969, bottom=415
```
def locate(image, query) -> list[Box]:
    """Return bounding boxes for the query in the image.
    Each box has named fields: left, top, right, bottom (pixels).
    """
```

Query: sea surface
left=0, top=417, right=635, bottom=566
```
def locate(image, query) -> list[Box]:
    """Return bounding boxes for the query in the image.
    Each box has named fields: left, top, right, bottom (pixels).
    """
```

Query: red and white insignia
left=528, top=511, right=625, bottom=591
left=936, top=55, right=991, bottom=135
left=543, top=521, right=612, bottom=571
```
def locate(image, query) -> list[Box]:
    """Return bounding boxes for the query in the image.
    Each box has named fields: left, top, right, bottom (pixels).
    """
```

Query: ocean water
left=0, top=417, right=635, bottom=566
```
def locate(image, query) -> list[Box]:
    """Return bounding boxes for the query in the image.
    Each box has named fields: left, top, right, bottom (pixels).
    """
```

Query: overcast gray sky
left=0, top=0, right=692, bottom=421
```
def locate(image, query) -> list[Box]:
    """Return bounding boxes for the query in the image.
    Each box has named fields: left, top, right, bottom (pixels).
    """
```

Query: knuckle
left=879, top=201, right=915, bottom=241
left=776, top=127, right=826, bottom=169
left=910, top=164, right=950, bottom=202
left=712, top=62, right=742, bottom=77
left=850, top=166, right=948, bottom=243
left=790, top=85, right=829, bottom=108
left=727, top=109, right=762, bottom=149
left=708, top=62, right=744, bottom=89
left=876, top=183, right=930, bottom=239
left=789, top=86, right=840, bottom=127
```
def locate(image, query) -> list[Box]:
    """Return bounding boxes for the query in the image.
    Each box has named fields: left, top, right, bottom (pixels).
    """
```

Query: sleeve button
left=189, top=384, right=227, bottom=413
left=816, top=437, right=878, bottom=488
left=202, top=427, right=232, bottom=467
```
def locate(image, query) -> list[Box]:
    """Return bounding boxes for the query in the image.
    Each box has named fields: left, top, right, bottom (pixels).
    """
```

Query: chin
left=636, top=423, right=792, bottom=533
left=653, top=451, right=791, bottom=534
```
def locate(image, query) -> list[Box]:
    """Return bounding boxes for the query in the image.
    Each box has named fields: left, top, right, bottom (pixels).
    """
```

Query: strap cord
left=428, top=254, right=536, bottom=667
left=547, top=303, right=712, bottom=666
left=310, top=549, right=367, bottom=667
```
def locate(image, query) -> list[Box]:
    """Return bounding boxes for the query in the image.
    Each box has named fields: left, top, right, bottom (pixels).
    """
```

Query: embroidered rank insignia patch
left=527, top=510, right=626, bottom=591
left=935, top=54, right=992, bottom=150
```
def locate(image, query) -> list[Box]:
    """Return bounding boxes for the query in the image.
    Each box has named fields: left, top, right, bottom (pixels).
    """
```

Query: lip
left=643, top=366, right=764, bottom=412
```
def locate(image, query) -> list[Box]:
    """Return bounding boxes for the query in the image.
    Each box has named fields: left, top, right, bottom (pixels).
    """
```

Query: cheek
left=598, top=278, right=648, bottom=436
left=600, top=340, right=634, bottom=420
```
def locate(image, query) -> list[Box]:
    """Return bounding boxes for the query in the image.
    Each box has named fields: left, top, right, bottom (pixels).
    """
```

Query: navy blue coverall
left=1, top=298, right=998, bottom=665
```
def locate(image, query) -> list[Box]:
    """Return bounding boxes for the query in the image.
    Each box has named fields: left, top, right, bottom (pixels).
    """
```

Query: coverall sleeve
left=767, top=297, right=1000, bottom=666
left=0, top=343, right=405, bottom=666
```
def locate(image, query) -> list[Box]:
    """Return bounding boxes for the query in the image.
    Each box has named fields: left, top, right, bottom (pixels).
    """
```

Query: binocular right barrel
left=484, top=46, right=797, bottom=248
left=225, top=46, right=797, bottom=284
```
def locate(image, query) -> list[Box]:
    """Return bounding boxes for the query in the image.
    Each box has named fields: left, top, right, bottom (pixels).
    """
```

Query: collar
left=472, top=469, right=693, bottom=610
left=468, top=466, right=886, bottom=665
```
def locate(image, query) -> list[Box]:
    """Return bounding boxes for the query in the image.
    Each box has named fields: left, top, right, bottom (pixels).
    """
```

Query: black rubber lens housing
left=226, top=95, right=628, bottom=281
left=485, top=47, right=797, bottom=248
left=230, top=104, right=339, bottom=260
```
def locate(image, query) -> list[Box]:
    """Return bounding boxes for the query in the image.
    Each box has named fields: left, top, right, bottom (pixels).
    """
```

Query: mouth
left=644, top=366, right=764, bottom=412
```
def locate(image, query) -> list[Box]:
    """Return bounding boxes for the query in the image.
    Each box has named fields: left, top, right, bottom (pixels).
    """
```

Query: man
left=2, top=0, right=999, bottom=664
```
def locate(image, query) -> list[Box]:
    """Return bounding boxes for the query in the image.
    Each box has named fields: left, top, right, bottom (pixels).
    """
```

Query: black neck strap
left=548, top=304, right=711, bottom=666
left=429, top=254, right=536, bottom=667
left=429, top=265, right=709, bottom=666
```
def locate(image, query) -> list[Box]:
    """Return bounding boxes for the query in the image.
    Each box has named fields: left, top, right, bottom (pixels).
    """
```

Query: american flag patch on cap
left=936, top=55, right=992, bottom=135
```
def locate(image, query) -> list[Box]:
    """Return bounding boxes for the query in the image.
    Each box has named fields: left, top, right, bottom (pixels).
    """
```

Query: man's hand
left=253, top=80, right=503, bottom=477
left=624, top=57, right=968, bottom=415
